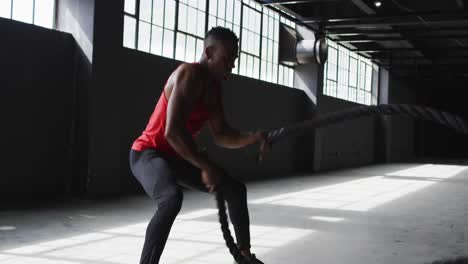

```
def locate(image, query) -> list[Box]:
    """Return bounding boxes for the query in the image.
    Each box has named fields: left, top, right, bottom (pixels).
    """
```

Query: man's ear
left=205, top=46, right=214, bottom=60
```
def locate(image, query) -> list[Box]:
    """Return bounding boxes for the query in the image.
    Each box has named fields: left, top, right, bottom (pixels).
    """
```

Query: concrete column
left=378, top=67, right=389, bottom=105
left=56, top=0, right=96, bottom=196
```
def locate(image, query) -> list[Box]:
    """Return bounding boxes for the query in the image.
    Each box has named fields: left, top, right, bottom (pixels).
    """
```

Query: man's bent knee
left=156, top=188, right=184, bottom=215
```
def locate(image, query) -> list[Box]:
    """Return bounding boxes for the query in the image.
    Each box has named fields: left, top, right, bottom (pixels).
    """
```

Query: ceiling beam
left=262, top=0, right=340, bottom=6
left=334, top=34, right=468, bottom=43
left=351, top=46, right=468, bottom=53
left=376, top=58, right=468, bottom=64
left=350, top=0, right=375, bottom=15
left=326, top=26, right=468, bottom=35
left=254, top=1, right=306, bottom=26
left=322, top=18, right=468, bottom=29
left=302, top=10, right=468, bottom=28
left=381, top=63, right=468, bottom=68
left=371, top=53, right=468, bottom=59
left=304, top=10, right=468, bottom=23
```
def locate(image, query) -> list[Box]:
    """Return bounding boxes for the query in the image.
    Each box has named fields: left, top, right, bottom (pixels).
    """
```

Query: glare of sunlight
left=386, top=164, right=467, bottom=179
left=4, top=233, right=113, bottom=254
left=34, top=0, right=55, bottom=28
left=63, top=8, right=93, bottom=62
left=294, top=72, right=317, bottom=104
left=0, top=226, right=16, bottom=231
left=309, top=216, right=344, bottom=222
left=251, top=164, right=467, bottom=212
left=12, top=0, right=33, bottom=23
left=0, top=255, right=80, bottom=264
left=177, top=208, right=218, bottom=220
left=1, top=0, right=54, bottom=28
left=1, top=218, right=313, bottom=264
left=0, top=0, right=12, bottom=19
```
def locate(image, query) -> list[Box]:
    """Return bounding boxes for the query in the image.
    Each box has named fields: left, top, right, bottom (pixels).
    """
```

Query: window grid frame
left=176, top=0, right=206, bottom=62
left=238, top=0, right=244, bottom=74
left=277, top=20, right=294, bottom=87
left=260, top=9, right=281, bottom=84
left=278, top=62, right=294, bottom=87
left=173, top=0, right=179, bottom=59
left=2, top=0, right=57, bottom=29
left=348, top=56, right=357, bottom=102
left=32, top=0, right=35, bottom=24
left=239, top=2, right=262, bottom=78
left=208, top=0, right=244, bottom=73
left=124, top=0, right=140, bottom=50
left=123, top=0, right=296, bottom=87
left=324, top=40, right=373, bottom=105
left=177, top=1, right=206, bottom=38
left=325, top=43, right=339, bottom=98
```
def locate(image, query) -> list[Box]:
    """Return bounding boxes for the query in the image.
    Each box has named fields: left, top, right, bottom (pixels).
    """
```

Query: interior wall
left=388, top=74, right=416, bottom=104
left=0, top=18, right=75, bottom=202
left=314, top=96, right=376, bottom=171
left=386, top=74, right=417, bottom=162
left=313, top=61, right=383, bottom=171
left=312, top=70, right=421, bottom=170
left=415, top=79, right=468, bottom=158
left=378, top=67, right=389, bottom=105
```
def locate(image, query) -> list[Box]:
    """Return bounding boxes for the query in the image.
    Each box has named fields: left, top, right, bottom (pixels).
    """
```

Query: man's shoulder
left=169, top=63, right=206, bottom=99
left=176, top=62, right=203, bottom=77
left=173, top=63, right=210, bottom=90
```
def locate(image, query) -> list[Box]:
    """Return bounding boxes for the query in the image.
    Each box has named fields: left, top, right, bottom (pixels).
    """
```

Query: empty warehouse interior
left=1, top=0, right=467, bottom=263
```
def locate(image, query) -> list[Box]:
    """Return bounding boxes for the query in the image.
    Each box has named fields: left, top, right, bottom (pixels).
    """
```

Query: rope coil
left=215, top=192, right=249, bottom=263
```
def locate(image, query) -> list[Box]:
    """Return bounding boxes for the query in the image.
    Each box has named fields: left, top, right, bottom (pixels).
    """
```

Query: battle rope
left=215, top=192, right=248, bottom=263
left=216, top=103, right=468, bottom=263
left=258, top=103, right=468, bottom=162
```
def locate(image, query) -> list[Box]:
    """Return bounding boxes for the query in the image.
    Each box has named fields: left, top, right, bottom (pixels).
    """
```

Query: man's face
left=210, top=41, right=238, bottom=80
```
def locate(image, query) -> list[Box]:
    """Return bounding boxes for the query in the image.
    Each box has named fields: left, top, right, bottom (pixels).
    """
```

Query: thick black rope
left=266, top=104, right=468, bottom=146
left=216, top=103, right=468, bottom=263
left=215, top=192, right=248, bottom=264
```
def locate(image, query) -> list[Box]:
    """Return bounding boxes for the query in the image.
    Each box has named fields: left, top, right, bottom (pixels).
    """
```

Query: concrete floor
left=1, top=162, right=468, bottom=264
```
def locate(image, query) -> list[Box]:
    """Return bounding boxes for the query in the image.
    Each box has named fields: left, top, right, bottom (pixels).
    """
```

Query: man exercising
left=129, top=27, right=266, bottom=264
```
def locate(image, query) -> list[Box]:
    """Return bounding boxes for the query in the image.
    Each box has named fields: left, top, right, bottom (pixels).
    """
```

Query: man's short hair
left=204, top=26, right=239, bottom=47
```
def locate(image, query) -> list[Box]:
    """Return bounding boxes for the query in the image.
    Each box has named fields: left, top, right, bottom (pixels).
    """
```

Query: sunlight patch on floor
left=251, top=164, right=467, bottom=212
left=1, top=218, right=313, bottom=264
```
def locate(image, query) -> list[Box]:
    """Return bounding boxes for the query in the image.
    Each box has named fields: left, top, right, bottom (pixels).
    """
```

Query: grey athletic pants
left=129, top=148, right=251, bottom=264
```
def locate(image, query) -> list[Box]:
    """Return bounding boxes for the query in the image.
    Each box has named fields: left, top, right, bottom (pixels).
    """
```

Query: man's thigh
left=172, top=160, right=209, bottom=192
left=172, top=160, right=242, bottom=193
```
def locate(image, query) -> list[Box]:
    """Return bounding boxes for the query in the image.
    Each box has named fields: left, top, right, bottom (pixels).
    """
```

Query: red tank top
left=131, top=63, right=220, bottom=159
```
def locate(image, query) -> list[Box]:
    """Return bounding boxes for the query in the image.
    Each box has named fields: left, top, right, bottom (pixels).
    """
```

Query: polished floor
left=1, top=162, right=468, bottom=264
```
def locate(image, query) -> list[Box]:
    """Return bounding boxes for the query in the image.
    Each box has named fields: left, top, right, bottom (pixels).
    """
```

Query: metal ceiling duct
left=279, top=24, right=328, bottom=65
left=296, top=37, right=328, bottom=65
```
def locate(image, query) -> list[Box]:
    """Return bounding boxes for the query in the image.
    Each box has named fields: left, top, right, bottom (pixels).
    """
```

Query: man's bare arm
left=207, top=106, right=262, bottom=149
left=165, top=64, right=212, bottom=170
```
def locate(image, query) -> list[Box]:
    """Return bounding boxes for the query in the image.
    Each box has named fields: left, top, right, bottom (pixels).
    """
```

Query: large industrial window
left=324, top=41, right=374, bottom=105
left=208, top=0, right=241, bottom=74
left=123, top=0, right=296, bottom=87
left=176, top=0, right=206, bottom=63
left=260, top=9, right=293, bottom=87
left=124, top=0, right=176, bottom=58
left=0, top=0, right=55, bottom=29
left=239, top=3, right=261, bottom=78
